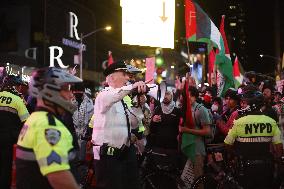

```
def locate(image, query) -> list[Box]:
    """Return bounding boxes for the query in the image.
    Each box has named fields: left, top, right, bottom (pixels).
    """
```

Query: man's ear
left=110, top=73, right=117, bottom=82
left=107, top=74, right=114, bottom=82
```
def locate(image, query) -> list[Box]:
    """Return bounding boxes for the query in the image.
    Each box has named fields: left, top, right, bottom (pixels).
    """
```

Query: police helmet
left=238, top=90, right=264, bottom=115
left=1, top=75, right=24, bottom=90
left=29, top=67, right=82, bottom=113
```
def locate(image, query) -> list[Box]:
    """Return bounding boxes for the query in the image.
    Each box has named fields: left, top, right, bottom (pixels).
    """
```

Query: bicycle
left=140, top=149, right=187, bottom=189
left=79, top=139, right=96, bottom=189
left=191, top=143, right=243, bottom=189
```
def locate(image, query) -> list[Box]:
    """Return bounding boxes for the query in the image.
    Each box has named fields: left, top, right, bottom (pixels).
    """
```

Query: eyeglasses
left=61, top=84, right=71, bottom=91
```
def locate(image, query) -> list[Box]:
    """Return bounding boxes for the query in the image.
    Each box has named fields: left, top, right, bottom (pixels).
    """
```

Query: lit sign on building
left=5, top=63, right=33, bottom=82
left=50, top=11, right=83, bottom=68
left=69, top=12, right=81, bottom=40
left=62, top=38, right=86, bottom=51
left=121, top=0, right=175, bottom=49
left=62, top=11, right=86, bottom=51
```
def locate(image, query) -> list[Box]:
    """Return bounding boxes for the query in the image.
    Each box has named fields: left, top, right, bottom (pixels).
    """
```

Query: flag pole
left=208, top=64, right=212, bottom=86
left=186, top=39, right=191, bottom=74
left=208, top=43, right=212, bottom=86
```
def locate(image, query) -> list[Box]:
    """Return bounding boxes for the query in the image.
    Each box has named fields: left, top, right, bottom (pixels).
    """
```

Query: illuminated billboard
left=120, top=0, right=175, bottom=49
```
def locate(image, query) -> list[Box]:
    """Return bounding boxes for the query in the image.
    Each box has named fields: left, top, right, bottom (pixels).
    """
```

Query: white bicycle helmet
left=29, top=67, right=82, bottom=113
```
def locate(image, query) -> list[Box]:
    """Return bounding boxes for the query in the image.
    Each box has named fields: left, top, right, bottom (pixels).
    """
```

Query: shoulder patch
left=45, top=129, right=61, bottom=145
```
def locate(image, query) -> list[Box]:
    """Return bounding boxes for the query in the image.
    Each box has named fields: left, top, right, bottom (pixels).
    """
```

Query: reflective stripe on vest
left=236, top=136, right=273, bottom=143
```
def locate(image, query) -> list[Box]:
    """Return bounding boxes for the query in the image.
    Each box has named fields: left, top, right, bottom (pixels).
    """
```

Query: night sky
left=2, top=0, right=282, bottom=76
left=194, top=0, right=284, bottom=75
left=95, top=0, right=283, bottom=75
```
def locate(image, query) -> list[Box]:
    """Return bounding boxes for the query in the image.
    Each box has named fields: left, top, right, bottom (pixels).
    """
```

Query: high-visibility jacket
left=16, top=109, right=74, bottom=189
left=0, top=90, right=29, bottom=144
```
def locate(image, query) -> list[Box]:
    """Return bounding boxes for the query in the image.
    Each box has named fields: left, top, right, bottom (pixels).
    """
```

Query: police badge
left=45, top=129, right=61, bottom=145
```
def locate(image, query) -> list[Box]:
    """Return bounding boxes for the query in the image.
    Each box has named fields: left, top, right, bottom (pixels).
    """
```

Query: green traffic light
left=156, top=57, right=163, bottom=66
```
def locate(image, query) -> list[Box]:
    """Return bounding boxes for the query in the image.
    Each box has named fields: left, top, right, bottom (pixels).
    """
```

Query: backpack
left=193, top=103, right=216, bottom=144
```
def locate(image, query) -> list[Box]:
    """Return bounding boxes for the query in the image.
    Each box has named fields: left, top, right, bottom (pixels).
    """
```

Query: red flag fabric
left=185, top=0, right=223, bottom=50
left=219, top=15, right=230, bottom=55
left=185, top=0, right=196, bottom=40
left=233, top=56, right=241, bottom=77
left=233, top=56, right=244, bottom=87
left=185, top=81, right=194, bottom=129
left=108, top=51, right=114, bottom=66
left=208, top=49, right=216, bottom=85
left=208, top=49, right=216, bottom=74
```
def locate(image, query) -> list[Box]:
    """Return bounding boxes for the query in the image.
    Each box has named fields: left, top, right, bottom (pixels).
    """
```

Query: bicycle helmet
left=238, top=90, right=264, bottom=116
left=29, top=67, right=82, bottom=113
left=0, top=75, right=24, bottom=91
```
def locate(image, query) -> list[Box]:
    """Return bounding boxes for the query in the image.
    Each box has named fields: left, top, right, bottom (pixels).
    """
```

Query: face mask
left=211, top=104, right=219, bottom=112
left=203, top=94, right=212, bottom=103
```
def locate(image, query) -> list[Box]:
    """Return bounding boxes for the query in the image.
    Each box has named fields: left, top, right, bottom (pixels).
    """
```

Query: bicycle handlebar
left=145, top=149, right=168, bottom=157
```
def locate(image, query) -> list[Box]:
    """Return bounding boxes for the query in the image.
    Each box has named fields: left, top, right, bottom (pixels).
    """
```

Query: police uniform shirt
left=0, top=90, right=30, bottom=143
left=224, top=114, right=282, bottom=158
left=92, top=85, right=134, bottom=160
left=16, top=110, right=74, bottom=187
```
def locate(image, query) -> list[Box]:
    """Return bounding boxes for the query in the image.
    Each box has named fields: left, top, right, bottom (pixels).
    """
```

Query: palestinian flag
left=233, top=56, right=244, bottom=88
left=185, top=1, right=234, bottom=97
left=216, top=15, right=234, bottom=97
left=185, top=0, right=222, bottom=51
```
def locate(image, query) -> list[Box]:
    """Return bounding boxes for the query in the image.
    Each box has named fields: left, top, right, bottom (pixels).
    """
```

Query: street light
left=259, top=54, right=281, bottom=62
left=79, top=25, right=112, bottom=79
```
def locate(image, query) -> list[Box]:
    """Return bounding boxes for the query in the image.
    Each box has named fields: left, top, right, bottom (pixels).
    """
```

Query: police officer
left=0, top=75, right=30, bottom=189
left=92, top=61, right=147, bottom=189
left=224, top=89, right=283, bottom=189
left=16, top=67, right=82, bottom=189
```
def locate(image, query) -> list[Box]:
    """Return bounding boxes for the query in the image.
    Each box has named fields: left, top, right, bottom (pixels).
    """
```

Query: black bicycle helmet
left=0, top=75, right=24, bottom=90
left=238, top=90, right=264, bottom=116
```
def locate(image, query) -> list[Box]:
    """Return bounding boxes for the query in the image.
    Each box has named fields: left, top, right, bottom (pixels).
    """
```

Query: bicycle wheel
left=141, top=171, right=186, bottom=189
left=191, top=174, right=219, bottom=189
left=192, top=174, right=243, bottom=189
left=80, top=168, right=95, bottom=189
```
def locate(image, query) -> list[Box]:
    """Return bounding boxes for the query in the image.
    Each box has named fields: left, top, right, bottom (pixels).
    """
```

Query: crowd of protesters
left=1, top=63, right=284, bottom=189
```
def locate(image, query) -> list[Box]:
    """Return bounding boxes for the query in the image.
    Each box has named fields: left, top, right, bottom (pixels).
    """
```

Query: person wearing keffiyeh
left=147, top=90, right=182, bottom=151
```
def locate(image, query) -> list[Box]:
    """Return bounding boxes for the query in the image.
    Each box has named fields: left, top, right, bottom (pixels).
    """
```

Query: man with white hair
left=92, top=60, right=147, bottom=189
